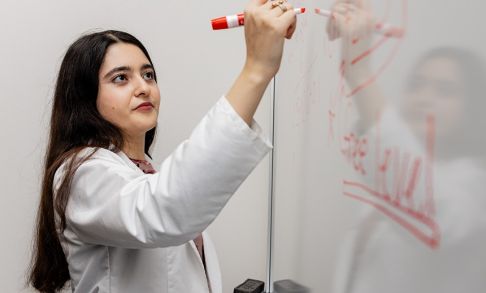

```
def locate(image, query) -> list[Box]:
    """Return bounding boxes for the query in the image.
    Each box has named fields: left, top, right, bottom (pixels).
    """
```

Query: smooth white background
left=271, top=0, right=486, bottom=291
left=0, top=1, right=272, bottom=292
left=3, top=0, right=485, bottom=292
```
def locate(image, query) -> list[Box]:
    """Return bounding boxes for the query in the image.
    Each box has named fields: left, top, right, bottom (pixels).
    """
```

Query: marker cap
left=212, top=8, right=305, bottom=30
left=211, top=17, right=229, bottom=30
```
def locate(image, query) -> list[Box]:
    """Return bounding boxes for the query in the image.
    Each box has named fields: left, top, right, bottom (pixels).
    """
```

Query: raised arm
left=327, top=0, right=387, bottom=132
left=57, top=0, right=299, bottom=249
left=226, top=0, right=297, bottom=126
left=59, top=94, right=273, bottom=249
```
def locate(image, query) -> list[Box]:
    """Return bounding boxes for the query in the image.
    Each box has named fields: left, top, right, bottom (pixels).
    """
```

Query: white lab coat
left=53, top=96, right=272, bottom=293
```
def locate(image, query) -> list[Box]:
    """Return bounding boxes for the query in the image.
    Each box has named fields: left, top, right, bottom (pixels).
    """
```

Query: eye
left=143, top=71, right=155, bottom=81
left=112, top=74, right=128, bottom=83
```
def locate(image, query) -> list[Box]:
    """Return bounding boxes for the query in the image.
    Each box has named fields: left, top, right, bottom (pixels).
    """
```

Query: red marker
left=315, top=8, right=405, bottom=38
left=212, top=8, right=306, bottom=30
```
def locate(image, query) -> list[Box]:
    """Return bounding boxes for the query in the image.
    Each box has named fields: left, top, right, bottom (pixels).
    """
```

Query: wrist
left=242, top=60, right=276, bottom=85
left=225, top=63, right=273, bottom=126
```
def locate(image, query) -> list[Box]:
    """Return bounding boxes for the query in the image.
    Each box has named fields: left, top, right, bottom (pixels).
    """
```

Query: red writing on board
left=343, top=115, right=440, bottom=249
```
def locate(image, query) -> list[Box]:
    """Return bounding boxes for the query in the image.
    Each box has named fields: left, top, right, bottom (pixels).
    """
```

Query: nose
left=134, top=75, right=151, bottom=97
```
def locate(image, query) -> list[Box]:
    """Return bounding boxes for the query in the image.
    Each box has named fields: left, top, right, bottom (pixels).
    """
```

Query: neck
left=123, top=133, right=146, bottom=160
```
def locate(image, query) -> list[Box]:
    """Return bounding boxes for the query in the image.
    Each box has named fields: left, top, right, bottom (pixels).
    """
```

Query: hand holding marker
left=211, top=4, right=403, bottom=39
left=212, top=7, right=306, bottom=30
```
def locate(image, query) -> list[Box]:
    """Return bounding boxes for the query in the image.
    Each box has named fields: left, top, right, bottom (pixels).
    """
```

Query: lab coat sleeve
left=57, top=96, right=273, bottom=248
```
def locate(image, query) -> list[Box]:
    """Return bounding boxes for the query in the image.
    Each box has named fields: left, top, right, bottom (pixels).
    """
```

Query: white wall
left=5, top=1, right=484, bottom=292
left=0, top=1, right=272, bottom=292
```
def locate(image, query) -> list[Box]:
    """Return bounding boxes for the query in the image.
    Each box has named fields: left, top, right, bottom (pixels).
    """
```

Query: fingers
left=245, top=0, right=297, bottom=39
left=326, top=0, right=375, bottom=42
left=286, top=23, right=297, bottom=39
left=334, top=2, right=355, bottom=14
left=266, top=1, right=293, bottom=18
left=327, top=2, right=349, bottom=41
left=278, top=8, right=297, bottom=38
left=326, top=13, right=338, bottom=41
left=270, top=1, right=296, bottom=35
left=245, top=0, right=269, bottom=14
left=355, top=0, right=372, bottom=10
left=252, top=0, right=269, bottom=5
left=327, top=12, right=346, bottom=41
left=258, top=0, right=297, bottom=37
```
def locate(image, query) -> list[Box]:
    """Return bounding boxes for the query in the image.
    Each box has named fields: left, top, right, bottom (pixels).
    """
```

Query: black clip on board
left=234, top=279, right=265, bottom=293
left=273, top=279, right=310, bottom=293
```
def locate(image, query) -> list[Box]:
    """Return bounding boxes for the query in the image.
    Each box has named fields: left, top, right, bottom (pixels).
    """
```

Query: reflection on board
left=272, top=0, right=486, bottom=292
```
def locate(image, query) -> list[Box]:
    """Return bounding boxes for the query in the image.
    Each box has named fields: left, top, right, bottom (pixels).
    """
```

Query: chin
left=130, top=124, right=157, bottom=136
left=143, top=123, right=157, bottom=132
left=141, top=118, right=158, bottom=130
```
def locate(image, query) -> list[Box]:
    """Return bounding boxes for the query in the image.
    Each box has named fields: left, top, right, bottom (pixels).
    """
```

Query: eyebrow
left=103, top=63, right=154, bottom=79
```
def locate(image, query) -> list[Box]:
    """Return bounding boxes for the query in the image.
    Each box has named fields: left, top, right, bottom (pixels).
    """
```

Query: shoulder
left=83, top=147, right=126, bottom=164
left=61, top=147, right=124, bottom=170
left=53, top=147, right=128, bottom=190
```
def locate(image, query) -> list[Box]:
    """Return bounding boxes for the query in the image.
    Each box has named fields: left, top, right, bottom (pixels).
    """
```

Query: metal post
left=265, top=76, right=277, bottom=293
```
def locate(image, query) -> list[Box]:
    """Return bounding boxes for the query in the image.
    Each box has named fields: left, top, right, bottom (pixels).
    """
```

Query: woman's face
left=97, top=43, right=160, bottom=139
left=401, top=56, right=466, bottom=140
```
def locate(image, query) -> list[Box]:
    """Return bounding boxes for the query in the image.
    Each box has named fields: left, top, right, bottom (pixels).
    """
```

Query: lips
left=134, top=102, right=154, bottom=110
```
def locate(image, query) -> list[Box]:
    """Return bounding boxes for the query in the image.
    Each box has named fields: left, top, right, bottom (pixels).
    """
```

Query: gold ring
left=271, top=1, right=288, bottom=12
left=271, top=0, right=285, bottom=8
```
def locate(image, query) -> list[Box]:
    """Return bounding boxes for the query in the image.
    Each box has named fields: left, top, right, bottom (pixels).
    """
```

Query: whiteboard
left=270, top=0, right=486, bottom=292
left=2, top=0, right=486, bottom=292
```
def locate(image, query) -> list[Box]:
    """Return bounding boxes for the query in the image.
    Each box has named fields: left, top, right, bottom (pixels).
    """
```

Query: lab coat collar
left=108, top=143, right=155, bottom=174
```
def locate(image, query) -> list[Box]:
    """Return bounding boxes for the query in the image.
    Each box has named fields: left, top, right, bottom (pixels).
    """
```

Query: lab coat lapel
left=116, top=150, right=146, bottom=174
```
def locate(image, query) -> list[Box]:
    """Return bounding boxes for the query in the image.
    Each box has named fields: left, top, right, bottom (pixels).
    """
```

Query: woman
left=328, top=1, right=486, bottom=292
left=28, top=1, right=297, bottom=292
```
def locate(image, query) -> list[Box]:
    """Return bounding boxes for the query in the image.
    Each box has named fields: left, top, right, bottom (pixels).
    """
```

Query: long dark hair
left=28, top=30, right=158, bottom=292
